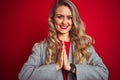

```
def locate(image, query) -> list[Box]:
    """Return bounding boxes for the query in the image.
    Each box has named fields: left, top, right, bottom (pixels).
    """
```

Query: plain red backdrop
left=0, top=0, right=120, bottom=80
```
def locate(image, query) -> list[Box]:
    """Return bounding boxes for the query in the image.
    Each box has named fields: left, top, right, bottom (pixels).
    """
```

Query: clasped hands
left=56, top=41, right=71, bottom=71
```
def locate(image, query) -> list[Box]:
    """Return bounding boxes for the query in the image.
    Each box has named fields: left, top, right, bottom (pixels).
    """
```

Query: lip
left=60, top=25, right=68, bottom=29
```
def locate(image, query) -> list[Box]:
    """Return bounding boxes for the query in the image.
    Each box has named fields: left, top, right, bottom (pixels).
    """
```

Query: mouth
left=60, top=25, right=68, bottom=29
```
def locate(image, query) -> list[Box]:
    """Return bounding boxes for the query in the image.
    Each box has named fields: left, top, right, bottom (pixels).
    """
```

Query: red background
left=0, top=0, right=120, bottom=80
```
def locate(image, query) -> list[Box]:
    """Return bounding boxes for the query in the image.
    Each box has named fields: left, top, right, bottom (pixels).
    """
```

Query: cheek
left=54, top=20, right=60, bottom=29
left=70, top=21, right=72, bottom=25
left=69, top=21, right=73, bottom=29
left=69, top=26, right=72, bottom=30
left=54, top=18, right=61, bottom=25
left=69, top=21, right=73, bottom=26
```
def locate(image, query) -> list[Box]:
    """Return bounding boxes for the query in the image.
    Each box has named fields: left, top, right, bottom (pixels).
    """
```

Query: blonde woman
left=19, top=0, right=109, bottom=80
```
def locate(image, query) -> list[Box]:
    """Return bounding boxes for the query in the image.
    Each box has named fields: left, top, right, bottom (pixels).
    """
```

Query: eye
left=57, top=15, right=63, bottom=19
left=67, top=16, right=72, bottom=20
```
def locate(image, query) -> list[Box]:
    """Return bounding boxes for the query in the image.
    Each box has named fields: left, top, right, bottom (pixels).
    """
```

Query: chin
left=59, top=31, right=69, bottom=34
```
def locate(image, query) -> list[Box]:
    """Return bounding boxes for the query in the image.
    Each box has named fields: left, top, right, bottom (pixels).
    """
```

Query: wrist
left=70, top=63, right=76, bottom=73
left=63, top=64, right=71, bottom=71
left=56, top=64, right=60, bottom=71
left=67, top=65, right=71, bottom=71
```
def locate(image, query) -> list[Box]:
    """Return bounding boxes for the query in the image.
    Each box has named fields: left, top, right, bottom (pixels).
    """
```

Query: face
left=54, top=5, right=73, bottom=35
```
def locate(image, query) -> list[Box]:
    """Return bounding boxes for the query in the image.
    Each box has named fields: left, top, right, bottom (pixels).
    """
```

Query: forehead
left=55, top=5, right=72, bottom=15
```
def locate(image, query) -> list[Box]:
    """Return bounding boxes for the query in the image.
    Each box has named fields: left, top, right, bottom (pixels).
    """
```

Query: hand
left=62, top=42, right=71, bottom=71
left=56, top=42, right=64, bottom=71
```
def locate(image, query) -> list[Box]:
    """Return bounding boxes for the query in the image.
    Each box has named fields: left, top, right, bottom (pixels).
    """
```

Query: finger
left=61, top=41, right=65, bottom=48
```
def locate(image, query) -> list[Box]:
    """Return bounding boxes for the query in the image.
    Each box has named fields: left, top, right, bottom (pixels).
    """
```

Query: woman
left=19, top=0, right=109, bottom=80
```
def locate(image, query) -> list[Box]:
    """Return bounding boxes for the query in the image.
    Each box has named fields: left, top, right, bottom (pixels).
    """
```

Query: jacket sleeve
left=18, top=43, right=57, bottom=80
left=75, top=46, right=109, bottom=80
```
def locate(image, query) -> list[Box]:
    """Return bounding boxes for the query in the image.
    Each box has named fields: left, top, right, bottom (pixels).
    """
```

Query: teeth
left=62, top=26, right=66, bottom=28
left=60, top=25, right=67, bottom=28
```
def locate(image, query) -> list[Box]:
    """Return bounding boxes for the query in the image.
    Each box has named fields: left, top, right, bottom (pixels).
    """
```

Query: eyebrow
left=55, top=14, right=72, bottom=16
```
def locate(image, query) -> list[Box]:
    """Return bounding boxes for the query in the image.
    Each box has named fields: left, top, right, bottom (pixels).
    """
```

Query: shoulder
left=87, top=45, right=98, bottom=57
left=87, top=45, right=103, bottom=63
left=32, top=40, right=48, bottom=51
left=87, top=45, right=95, bottom=53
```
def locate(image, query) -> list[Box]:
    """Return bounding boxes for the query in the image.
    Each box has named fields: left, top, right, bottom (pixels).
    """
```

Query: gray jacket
left=19, top=41, right=109, bottom=80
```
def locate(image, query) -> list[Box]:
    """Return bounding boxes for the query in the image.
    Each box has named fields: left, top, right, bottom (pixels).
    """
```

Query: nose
left=62, top=17, right=67, bottom=24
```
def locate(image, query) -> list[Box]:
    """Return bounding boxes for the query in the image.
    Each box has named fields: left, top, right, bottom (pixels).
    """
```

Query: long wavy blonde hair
left=45, top=0, right=93, bottom=64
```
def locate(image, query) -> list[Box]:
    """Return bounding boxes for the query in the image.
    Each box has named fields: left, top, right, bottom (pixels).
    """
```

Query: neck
left=58, top=33, right=70, bottom=42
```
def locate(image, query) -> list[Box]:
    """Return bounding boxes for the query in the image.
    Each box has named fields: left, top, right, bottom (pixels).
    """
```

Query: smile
left=60, top=25, right=68, bottom=29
